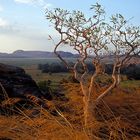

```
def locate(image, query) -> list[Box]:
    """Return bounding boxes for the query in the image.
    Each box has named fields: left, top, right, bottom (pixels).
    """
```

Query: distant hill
left=0, top=50, right=139, bottom=64
left=0, top=52, right=9, bottom=57
left=0, top=50, right=78, bottom=58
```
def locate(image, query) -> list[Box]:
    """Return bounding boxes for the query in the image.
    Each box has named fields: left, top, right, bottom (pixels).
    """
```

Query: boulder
left=0, top=63, right=49, bottom=111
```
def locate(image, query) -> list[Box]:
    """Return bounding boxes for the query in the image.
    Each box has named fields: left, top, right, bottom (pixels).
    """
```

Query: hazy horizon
left=0, top=49, right=77, bottom=54
left=0, top=49, right=54, bottom=53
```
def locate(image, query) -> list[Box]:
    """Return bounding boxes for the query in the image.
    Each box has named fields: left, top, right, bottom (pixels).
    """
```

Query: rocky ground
left=0, top=63, right=52, bottom=114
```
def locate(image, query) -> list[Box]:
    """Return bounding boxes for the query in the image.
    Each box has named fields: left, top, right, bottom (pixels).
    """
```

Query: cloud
left=43, top=3, right=52, bottom=9
left=14, top=0, right=52, bottom=8
left=14, top=0, right=34, bottom=4
left=0, top=5, right=8, bottom=28
left=0, top=18, right=8, bottom=27
left=0, top=5, right=3, bottom=12
left=0, top=27, right=56, bottom=53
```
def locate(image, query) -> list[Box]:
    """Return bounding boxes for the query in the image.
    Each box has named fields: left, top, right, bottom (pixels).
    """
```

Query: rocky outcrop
left=0, top=63, right=49, bottom=112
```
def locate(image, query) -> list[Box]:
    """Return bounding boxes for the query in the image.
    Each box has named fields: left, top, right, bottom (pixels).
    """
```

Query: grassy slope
left=0, top=65, right=140, bottom=140
left=0, top=81, right=140, bottom=140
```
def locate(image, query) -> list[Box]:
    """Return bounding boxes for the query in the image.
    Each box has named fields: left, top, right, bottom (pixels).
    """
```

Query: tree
left=46, top=3, right=140, bottom=139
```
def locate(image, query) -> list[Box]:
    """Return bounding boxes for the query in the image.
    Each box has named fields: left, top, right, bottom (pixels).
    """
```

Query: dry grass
left=24, top=65, right=72, bottom=83
left=0, top=82, right=140, bottom=140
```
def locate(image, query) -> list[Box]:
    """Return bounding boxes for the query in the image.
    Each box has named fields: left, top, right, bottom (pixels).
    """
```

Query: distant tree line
left=104, top=63, right=140, bottom=80
left=38, top=63, right=140, bottom=80
left=38, top=62, right=70, bottom=73
left=38, top=62, right=94, bottom=73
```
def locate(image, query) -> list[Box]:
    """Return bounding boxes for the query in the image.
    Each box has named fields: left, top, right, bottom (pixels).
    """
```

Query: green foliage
left=120, top=80, right=140, bottom=88
left=90, top=3, right=105, bottom=15
left=37, top=80, right=53, bottom=100
left=38, top=80, right=52, bottom=90
left=60, top=75, right=80, bottom=84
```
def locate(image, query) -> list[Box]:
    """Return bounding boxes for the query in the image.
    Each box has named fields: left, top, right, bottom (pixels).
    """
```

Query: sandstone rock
left=0, top=63, right=49, bottom=111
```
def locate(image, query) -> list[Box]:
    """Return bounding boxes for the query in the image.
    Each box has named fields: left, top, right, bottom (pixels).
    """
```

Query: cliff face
left=0, top=63, right=49, bottom=110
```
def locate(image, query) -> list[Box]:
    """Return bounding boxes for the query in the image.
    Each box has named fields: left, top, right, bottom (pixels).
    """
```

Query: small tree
left=46, top=3, right=140, bottom=139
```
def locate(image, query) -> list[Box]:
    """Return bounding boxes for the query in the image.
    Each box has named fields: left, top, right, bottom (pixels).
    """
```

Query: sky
left=0, top=0, right=140, bottom=53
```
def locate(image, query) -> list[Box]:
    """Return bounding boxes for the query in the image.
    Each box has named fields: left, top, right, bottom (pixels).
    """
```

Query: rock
left=0, top=63, right=49, bottom=112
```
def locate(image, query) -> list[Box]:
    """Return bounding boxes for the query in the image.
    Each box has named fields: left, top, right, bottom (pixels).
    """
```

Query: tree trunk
left=80, top=80, right=99, bottom=140
left=78, top=62, right=121, bottom=139
left=84, top=96, right=101, bottom=140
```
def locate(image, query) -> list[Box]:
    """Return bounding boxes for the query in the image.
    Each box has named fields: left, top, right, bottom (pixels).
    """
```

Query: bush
left=37, top=80, right=53, bottom=100
left=38, top=62, right=140, bottom=80
left=38, top=62, right=94, bottom=74
left=121, top=64, right=140, bottom=80
left=38, top=62, right=69, bottom=73
left=67, top=75, right=80, bottom=83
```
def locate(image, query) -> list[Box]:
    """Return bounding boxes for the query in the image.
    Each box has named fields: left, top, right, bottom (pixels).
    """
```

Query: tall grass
left=0, top=80, right=140, bottom=139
